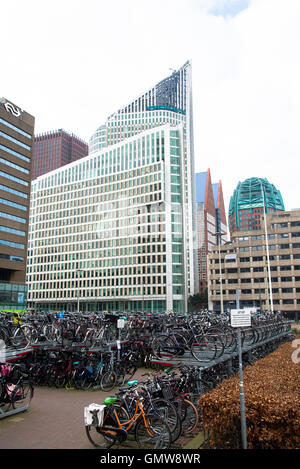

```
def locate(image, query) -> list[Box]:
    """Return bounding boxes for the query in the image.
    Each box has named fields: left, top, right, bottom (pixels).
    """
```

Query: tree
left=188, top=290, right=208, bottom=312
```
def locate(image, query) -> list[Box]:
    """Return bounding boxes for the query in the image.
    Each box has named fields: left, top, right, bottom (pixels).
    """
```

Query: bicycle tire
left=135, top=413, right=172, bottom=449
left=85, top=423, right=117, bottom=449
left=181, top=398, right=199, bottom=434
left=147, top=398, right=182, bottom=443
left=151, top=334, right=178, bottom=359
left=190, top=334, right=217, bottom=362
left=11, top=382, right=33, bottom=410
left=100, top=370, right=117, bottom=392
left=85, top=406, right=128, bottom=449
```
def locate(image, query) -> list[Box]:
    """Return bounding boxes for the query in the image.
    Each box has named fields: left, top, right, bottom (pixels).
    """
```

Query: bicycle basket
left=84, top=404, right=106, bottom=426
left=161, top=383, right=174, bottom=400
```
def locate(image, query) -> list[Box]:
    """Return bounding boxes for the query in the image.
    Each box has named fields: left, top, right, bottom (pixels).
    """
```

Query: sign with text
left=231, top=309, right=252, bottom=328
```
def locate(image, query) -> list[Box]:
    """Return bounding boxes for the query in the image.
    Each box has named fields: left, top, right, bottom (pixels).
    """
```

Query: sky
left=2, top=0, right=300, bottom=215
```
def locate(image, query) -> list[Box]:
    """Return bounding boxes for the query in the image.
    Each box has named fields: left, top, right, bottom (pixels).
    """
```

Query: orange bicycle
left=85, top=380, right=172, bottom=449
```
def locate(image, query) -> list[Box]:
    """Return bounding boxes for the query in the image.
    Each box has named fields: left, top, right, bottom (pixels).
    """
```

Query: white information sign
left=230, top=309, right=252, bottom=328
left=117, top=319, right=125, bottom=329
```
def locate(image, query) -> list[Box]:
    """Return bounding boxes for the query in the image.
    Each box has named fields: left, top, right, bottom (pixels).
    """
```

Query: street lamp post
left=76, top=269, right=84, bottom=312
left=216, top=231, right=224, bottom=314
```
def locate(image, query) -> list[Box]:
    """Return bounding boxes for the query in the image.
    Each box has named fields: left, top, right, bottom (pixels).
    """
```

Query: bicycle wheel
left=190, top=334, right=217, bottom=362
left=180, top=398, right=199, bottom=434
left=11, top=382, right=34, bottom=410
left=148, top=398, right=182, bottom=443
left=151, top=335, right=178, bottom=359
left=23, top=325, right=38, bottom=345
left=85, top=414, right=118, bottom=449
left=11, top=327, right=28, bottom=348
left=135, top=414, right=172, bottom=449
left=100, top=370, right=117, bottom=391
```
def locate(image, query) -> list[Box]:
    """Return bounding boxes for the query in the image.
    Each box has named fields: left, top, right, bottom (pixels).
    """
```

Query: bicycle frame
left=101, top=395, right=154, bottom=438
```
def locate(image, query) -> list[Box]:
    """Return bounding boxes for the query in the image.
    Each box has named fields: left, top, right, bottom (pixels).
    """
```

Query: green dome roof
left=229, top=177, right=285, bottom=227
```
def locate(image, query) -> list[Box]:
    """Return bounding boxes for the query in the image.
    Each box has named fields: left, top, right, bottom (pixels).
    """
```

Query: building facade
left=0, top=97, right=34, bottom=310
left=208, top=210, right=300, bottom=320
left=195, top=170, right=227, bottom=294
left=32, top=129, right=88, bottom=180
left=228, top=177, right=285, bottom=237
left=27, top=61, right=198, bottom=314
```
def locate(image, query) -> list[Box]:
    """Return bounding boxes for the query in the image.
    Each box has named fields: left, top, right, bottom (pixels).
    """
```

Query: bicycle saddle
left=104, top=397, right=117, bottom=405
left=127, top=380, right=139, bottom=386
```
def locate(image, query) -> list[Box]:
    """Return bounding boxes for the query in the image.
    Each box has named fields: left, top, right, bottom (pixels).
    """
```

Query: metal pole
left=237, top=327, right=247, bottom=449
left=261, top=184, right=273, bottom=312
left=235, top=288, right=247, bottom=449
left=217, top=232, right=224, bottom=314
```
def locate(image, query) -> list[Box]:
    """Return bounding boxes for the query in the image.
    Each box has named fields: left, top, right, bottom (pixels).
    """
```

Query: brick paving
left=0, top=368, right=150, bottom=449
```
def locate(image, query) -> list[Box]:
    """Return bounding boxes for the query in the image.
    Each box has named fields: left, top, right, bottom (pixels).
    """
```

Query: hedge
left=199, top=341, right=300, bottom=449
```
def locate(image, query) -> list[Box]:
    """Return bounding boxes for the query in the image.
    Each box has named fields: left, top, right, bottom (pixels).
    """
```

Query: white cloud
left=1, top=0, right=299, bottom=214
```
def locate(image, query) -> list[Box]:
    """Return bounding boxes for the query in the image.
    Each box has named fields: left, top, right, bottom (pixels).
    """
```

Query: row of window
left=0, top=225, right=25, bottom=236
left=0, top=117, right=32, bottom=139
left=0, top=142, right=30, bottom=163
left=29, top=285, right=173, bottom=300
left=0, top=183, right=28, bottom=199
left=0, top=169, right=28, bottom=186
left=0, top=211, right=26, bottom=224
left=0, top=197, right=27, bottom=211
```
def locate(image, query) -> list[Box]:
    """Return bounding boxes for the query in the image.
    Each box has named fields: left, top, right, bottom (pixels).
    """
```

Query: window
left=0, top=184, right=27, bottom=198
left=276, top=222, right=288, bottom=228
left=0, top=226, right=25, bottom=236
left=0, top=156, right=29, bottom=174
left=0, top=211, right=26, bottom=223
left=0, top=197, right=27, bottom=211
left=0, top=239, right=24, bottom=249
left=0, top=170, right=28, bottom=186
left=0, top=117, right=32, bottom=139
left=0, top=143, right=30, bottom=162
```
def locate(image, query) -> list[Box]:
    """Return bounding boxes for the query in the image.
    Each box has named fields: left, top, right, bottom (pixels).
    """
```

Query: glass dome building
left=228, top=177, right=285, bottom=236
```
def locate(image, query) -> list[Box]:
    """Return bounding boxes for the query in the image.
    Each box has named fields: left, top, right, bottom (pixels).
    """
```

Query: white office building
left=27, top=61, right=198, bottom=313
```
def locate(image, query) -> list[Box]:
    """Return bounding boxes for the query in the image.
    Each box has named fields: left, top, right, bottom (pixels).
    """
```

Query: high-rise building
left=228, top=177, right=285, bottom=237
left=208, top=209, right=300, bottom=321
left=32, top=129, right=88, bottom=180
left=0, top=97, right=34, bottom=310
left=195, top=170, right=227, bottom=293
left=27, top=61, right=198, bottom=314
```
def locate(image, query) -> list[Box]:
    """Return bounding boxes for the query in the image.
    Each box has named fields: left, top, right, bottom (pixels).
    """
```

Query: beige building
left=208, top=209, right=300, bottom=320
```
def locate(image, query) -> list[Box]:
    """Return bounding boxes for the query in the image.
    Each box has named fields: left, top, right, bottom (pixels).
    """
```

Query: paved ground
left=0, top=368, right=152, bottom=450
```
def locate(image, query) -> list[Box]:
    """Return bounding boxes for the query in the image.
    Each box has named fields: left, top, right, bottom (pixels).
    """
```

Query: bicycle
left=85, top=381, right=172, bottom=449
left=0, top=362, right=34, bottom=412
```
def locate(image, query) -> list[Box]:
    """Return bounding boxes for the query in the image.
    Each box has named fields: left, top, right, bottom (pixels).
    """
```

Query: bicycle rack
left=0, top=403, right=30, bottom=420
left=149, top=325, right=293, bottom=372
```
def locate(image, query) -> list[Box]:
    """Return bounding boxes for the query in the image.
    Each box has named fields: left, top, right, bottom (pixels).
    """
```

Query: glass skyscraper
left=27, top=61, right=198, bottom=313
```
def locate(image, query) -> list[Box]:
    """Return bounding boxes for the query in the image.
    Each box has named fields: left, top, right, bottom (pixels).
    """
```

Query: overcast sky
left=2, top=0, right=300, bottom=214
